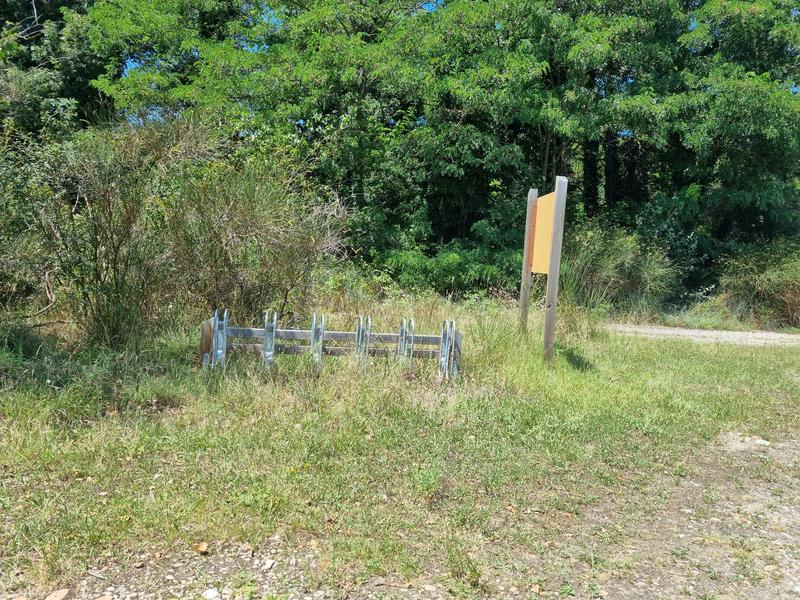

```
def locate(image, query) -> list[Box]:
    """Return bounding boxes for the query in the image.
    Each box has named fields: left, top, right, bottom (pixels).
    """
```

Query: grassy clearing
left=1, top=297, right=799, bottom=592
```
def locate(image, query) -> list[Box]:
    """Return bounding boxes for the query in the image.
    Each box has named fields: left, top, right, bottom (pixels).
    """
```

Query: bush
left=383, top=243, right=514, bottom=295
left=719, top=240, right=800, bottom=327
left=166, top=154, right=346, bottom=324
left=23, top=119, right=347, bottom=343
left=1, top=134, right=46, bottom=305
left=560, top=223, right=679, bottom=311
left=381, top=220, right=678, bottom=313
left=26, top=120, right=218, bottom=345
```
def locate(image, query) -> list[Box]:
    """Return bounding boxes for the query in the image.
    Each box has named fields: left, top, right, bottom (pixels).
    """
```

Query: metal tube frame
left=210, top=308, right=229, bottom=371
left=202, top=311, right=460, bottom=378
left=262, top=310, right=277, bottom=367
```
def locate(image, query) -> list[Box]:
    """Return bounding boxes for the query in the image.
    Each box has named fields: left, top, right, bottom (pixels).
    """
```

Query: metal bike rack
left=200, top=311, right=462, bottom=379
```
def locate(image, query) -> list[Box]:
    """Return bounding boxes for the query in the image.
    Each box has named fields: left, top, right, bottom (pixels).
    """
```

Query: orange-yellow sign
left=530, top=192, right=556, bottom=273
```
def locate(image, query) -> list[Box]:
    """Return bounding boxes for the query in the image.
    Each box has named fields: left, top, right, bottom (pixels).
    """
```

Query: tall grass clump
left=719, top=239, right=800, bottom=327
left=167, top=153, right=346, bottom=324
left=559, top=222, right=679, bottom=313
left=20, top=119, right=347, bottom=345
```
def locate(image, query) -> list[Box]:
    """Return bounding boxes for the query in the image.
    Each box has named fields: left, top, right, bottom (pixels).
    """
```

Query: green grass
left=660, top=295, right=759, bottom=331
left=620, top=295, right=800, bottom=333
left=1, top=297, right=799, bottom=591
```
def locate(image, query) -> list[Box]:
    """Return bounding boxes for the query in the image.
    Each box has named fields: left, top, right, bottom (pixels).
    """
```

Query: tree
left=1, top=1, right=110, bottom=137
left=61, top=0, right=800, bottom=292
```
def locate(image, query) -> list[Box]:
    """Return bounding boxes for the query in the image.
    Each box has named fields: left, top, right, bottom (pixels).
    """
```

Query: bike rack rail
left=200, top=310, right=462, bottom=379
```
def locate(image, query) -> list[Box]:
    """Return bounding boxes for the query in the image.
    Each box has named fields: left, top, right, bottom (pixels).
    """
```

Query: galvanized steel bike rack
left=200, top=309, right=462, bottom=379
left=200, top=308, right=229, bottom=370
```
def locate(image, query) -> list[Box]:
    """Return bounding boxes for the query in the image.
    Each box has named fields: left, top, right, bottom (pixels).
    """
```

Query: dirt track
left=610, top=324, right=800, bottom=347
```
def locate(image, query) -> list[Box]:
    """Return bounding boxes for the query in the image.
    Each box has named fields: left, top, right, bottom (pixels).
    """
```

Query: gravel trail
left=610, top=324, right=800, bottom=347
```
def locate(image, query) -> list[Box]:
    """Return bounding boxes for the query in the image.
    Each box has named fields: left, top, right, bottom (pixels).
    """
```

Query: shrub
left=719, top=240, right=800, bottom=327
left=20, top=118, right=346, bottom=344
left=27, top=120, right=217, bottom=345
left=0, top=190, right=45, bottom=305
left=384, top=245, right=475, bottom=294
left=165, top=153, right=346, bottom=324
left=0, top=134, right=46, bottom=305
left=381, top=220, right=678, bottom=313
left=383, top=243, right=518, bottom=295
left=560, top=222, right=680, bottom=312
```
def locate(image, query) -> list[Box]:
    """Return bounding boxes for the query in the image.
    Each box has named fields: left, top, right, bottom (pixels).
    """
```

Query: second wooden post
left=543, top=176, right=568, bottom=362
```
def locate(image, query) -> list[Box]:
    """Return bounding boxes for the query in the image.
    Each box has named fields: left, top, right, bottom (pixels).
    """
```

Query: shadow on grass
left=1, top=322, right=199, bottom=424
left=556, top=344, right=594, bottom=372
left=1, top=321, right=58, bottom=359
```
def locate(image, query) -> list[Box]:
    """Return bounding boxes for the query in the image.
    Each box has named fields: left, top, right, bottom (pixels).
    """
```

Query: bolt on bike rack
left=200, top=309, right=462, bottom=379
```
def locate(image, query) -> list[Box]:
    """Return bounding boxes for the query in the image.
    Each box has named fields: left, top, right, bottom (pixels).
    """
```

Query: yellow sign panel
left=531, top=192, right=556, bottom=273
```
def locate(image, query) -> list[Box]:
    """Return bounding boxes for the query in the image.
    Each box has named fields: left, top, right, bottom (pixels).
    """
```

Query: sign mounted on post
left=530, top=191, right=556, bottom=274
left=518, top=176, right=569, bottom=363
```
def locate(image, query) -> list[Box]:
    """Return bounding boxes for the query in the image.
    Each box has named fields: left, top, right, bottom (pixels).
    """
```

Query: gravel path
left=610, top=324, right=800, bottom=347
left=582, top=433, right=800, bottom=599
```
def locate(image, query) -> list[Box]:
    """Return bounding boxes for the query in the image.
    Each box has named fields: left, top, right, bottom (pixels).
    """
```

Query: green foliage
left=1, top=0, right=112, bottom=307
left=382, top=220, right=678, bottom=315
left=165, top=152, right=346, bottom=322
left=25, top=121, right=214, bottom=345
left=720, top=239, right=800, bottom=327
left=384, top=243, right=516, bottom=295
left=671, top=68, right=800, bottom=242
left=76, top=0, right=800, bottom=299
left=9, top=118, right=345, bottom=345
left=84, top=0, right=275, bottom=120
left=560, top=223, right=679, bottom=311
left=1, top=2, right=109, bottom=137
left=2, top=0, right=799, bottom=323
left=0, top=132, right=44, bottom=303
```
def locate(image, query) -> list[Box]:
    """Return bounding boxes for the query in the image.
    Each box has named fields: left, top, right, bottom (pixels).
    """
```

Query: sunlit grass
left=1, top=297, right=798, bottom=589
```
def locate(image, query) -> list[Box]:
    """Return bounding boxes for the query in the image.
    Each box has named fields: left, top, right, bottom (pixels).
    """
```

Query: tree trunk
left=582, top=138, right=600, bottom=216
left=603, top=130, right=619, bottom=209
left=620, top=139, right=648, bottom=206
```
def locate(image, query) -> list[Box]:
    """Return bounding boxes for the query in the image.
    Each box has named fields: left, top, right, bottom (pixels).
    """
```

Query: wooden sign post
left=518, top=176, right=569, bottom=363
left=518, top=188, right=538, bottom=331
